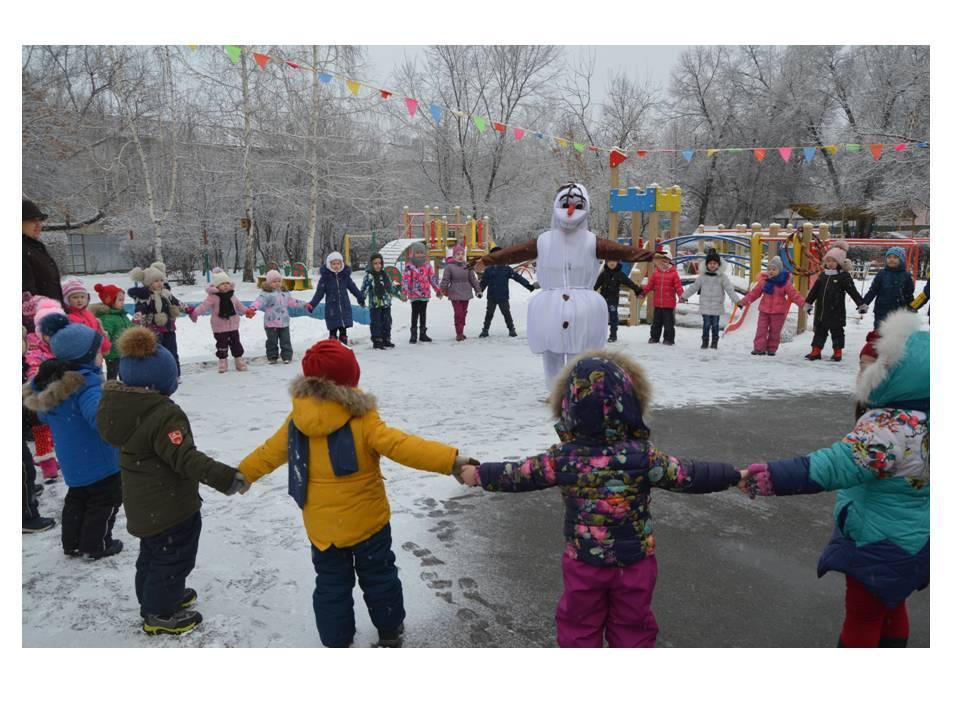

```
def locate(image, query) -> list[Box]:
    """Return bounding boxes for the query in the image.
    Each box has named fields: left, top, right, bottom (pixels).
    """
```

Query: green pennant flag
left=224, top=45, right=242, bottom=64
left=472, top=116, right=487, bottom=133
left=728, top=148, right=744, bottom=154
left=573, top=142, right=585, bottom=153
left=846, top=144, right=861, bottom=152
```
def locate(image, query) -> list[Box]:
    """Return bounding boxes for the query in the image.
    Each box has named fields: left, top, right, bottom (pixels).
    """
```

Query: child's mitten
left=744, top=463, right=774, bottom=499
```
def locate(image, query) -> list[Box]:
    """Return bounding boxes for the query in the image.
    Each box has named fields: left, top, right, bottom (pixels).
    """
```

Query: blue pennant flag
left=318, top=72, right=333, bottom=84
left=429, top=103, right=443, bottom=124
left=535, top=132, right=544, bottom=140
left=682, top=149, right=695, bottom=162
left=918, top=141, right=929, bottom=149
left=803, top=147, right=816, bottom=164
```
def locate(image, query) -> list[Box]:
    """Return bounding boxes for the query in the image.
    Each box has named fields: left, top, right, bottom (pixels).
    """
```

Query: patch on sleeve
left=167, top=430, right=184, bottom=446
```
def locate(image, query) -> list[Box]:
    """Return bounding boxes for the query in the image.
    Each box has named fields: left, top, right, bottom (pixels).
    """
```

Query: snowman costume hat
left=528, top=182, right=608, bottom=388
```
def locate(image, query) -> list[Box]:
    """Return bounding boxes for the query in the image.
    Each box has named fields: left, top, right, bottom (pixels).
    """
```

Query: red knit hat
left=94, top=283, right=124, bottom=305
left=301, top=339, right=360, bottom=386
left=860, top=329, right=882, bottom=360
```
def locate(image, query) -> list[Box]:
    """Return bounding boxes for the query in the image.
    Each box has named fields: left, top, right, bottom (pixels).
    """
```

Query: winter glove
left=452, top=454, right=480, bottom=484
left=358, top=299, right=365, bottom=308
left=189, top=309, right=198, bottom=323
left=476, top=292, right=483, bottom=299
left=531, top=282, right=540, bottom=291
left=225, top=473, right=251, bottom=496
left=244, top=308, right=256, bottom=319
left=736, top=300, right=745, bottom=308
left=679, top=297, right=687, bottom=304
left=858, top=304, right=868, bottom=313
left=305, top=303, right=314, bottom=313
left=741, top=463, right=774, bottom=499
left=803, top=303, right=813, bottom=315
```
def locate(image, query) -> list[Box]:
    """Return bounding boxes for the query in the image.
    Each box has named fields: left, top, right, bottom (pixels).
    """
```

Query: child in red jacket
left=640, top=249, right=685, bottom=345
left=737, top=256, right=805, bottom=356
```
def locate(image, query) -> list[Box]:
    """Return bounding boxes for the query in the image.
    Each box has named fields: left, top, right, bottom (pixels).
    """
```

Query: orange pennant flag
left=637, top=150, right=648, bottom=158
left=493, top=122, right=506, bottom=133
left=253, top=53, right=270, bottom=70
left=379, top=89, right=392, bottom=99
left=753, top=148, right=767, bottom=163
left=870, top=144, right=884, bottom=161
left=346, top=80, right=360, bottom=96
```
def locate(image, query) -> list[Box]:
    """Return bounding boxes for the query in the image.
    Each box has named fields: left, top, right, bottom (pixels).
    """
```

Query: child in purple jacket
left=440, top=244, right=481, bottom=341
left=459, top=350, right=742, bottom=647
left=246, top=269, right=311, bottom=364
left=188, top=268, right=251, bottom=373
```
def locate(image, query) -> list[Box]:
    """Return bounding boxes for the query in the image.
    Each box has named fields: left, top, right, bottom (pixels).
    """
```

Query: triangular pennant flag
left=224, top=46, right=242, bottom=64
left=707, top=148, right=718, bottom=157
left=846, top=143, right=861, bottom=152
left=346, top=80, right=360, bottom=96
left=803, top=147, right=816, bottom=164
left=894, top=143, right=907, bottom=152
left=535, top=132, right=543, bottom=140
left=318, top=72, right=333, bottom=84
left=918, top=141, right=929, bottom=149
left=404, top=97, right=418, bottom=117
left=513, top=128, right=525, bottom=140
left=778, top=147, right=793, bottom=163
left=682, top=149, right=695, bottom=162
left=824, top=145, right=838, bottom=155
left=429, top=104, right=442, bottom=124
left=493, top=122, right=506, bottom=133
left=285, top=61, right=300, bottom=70
left=379, top=89, right=392, bottom=99
left=187, top=45, right=199, bottom=51
left=754, top=148, right=767, bottom=163
left=637, top=150, right=648, bottom=158
left=472, top=116, right=487, bottom=133
left=609, top=148, right=628, bottom=168
left=729, top=148, right=744, bottom=154
left=557, top=138, right=569, bottom=149
left=588, top=145, right=599, bottom=152
left=253, top=53, right=270, bottom=70
left=573, top=142, right=585, bottom=153
left=870, top=144, right=883, bottom=161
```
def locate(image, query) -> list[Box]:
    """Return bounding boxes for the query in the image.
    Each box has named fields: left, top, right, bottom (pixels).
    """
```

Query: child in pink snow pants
left=738, top=256, right=805, bottom=355
left=458, top=350, right=741, bottom=647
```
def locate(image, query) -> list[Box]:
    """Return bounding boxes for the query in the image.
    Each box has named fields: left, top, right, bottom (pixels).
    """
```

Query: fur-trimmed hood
left=22, top=370, right=85, bottom=412
left=854, top=310, right=929, bottom=406
left=289, top=375, right=377, bottom=437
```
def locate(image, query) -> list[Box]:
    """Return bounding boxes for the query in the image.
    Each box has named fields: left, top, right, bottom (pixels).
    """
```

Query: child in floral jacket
left=741, top=310, right=928, bottom=647
left=460, top=350, right=741, bottom=647
left=246, top=269, right=311, bottom=364
left=401, top=241, right=442, bottom=343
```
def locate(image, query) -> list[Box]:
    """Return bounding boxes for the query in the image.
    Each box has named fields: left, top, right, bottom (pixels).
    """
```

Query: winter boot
left=282, top=359, right=292, bottom=364
left=701, top=337, right=709, bottom=349
left=410, top=328, right=418, bottom=344
left=218, top=358, right=228, bottom=373
left=419, top=327, right=432, bottom=342
left=375, top=623, right=405, bottom=648
left=141, top=588, right=197, bottom=618
left=479, top=328, right=490, bottom=338
left=508, top=327, right=518, bottom=337
left=87, top=538, right=123, bottom=560
left=383, top=338, right=395, bottom=348
left=22, top=516, right=56, bottom=533
left=648, top=337, right=659, bottom=344
left=372, top=338, right=384, bottom=350
left=142, top=608, right=203, bottom=636
left=831, top=348, right=843, bottom=362
left=750, top=349, right=765, bottom=356
left=663, top=339, right=674, bottom=346
left=710, top=338, right=719, bottom=350
left=337, top=330, right=349, bottom=346
left=268, top=358, right=279, bottom=365
left=766, top=351, right=776, bottom=356
left=456, top=333, right=465, bottom=342
left=234, top=357, right=248, bottom=371
left=878, top=636, right=908, bottom=647
left=805, top=347, right=822, bottom=361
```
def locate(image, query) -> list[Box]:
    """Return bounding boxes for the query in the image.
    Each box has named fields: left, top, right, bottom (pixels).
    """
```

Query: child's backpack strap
left=328, top=421, right=359, bottom=476
left=287, top=420, right=310, bottom=509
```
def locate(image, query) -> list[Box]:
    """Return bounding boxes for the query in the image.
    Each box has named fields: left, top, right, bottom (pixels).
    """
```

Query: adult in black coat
left=803, top=250, right=865, bottom=361
left=22, top=200, right=63, bottom=330
left=594, top=259, right=643, bottom=342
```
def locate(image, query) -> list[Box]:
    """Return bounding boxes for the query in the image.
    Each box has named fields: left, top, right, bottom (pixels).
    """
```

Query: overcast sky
left=363, top=45, right=688, bottom=96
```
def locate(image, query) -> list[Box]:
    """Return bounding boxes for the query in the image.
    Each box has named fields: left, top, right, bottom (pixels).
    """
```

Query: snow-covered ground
left=22, top=269, right=880, bottom=647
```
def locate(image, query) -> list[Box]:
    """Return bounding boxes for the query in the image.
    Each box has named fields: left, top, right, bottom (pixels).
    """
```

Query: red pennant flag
left=380, top=89, right=392, bottom=100
left=870, top=144, right=884, bottom=161
left=894, top=143, right=907, bottom=152
left=285, top=61, right=300, bottom=69
left=253, top=53, right=270, bottom=70
left=513, top=128, right=525, bottom=140
left=609, top=148, right=628, bottom=168
left=778, top=147, right=793, bottom=163
left=754, top=148, right=767, bottom=163
left=405, top=98, right=418, bottom=117
left=493, top=122, right=506, bottom=133
left=588, top=145, right=599, bottom=152
left=637, top=150, right=648, bottom=158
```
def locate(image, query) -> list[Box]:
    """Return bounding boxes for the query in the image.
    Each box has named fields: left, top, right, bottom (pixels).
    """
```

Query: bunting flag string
left=211, top=45, right=929, bottom=170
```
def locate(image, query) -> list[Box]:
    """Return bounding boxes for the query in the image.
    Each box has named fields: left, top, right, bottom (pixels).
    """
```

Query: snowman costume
left=475, top=183, right=656, bottom=389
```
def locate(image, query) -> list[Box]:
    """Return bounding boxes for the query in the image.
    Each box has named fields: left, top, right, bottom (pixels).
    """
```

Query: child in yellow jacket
left=238, top=338, right=473, bottom=648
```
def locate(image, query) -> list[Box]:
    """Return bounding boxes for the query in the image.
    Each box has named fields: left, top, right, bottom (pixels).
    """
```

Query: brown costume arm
left=472, top=239, right=538, bottom=269
left=595, top=238, right=655, bottom=263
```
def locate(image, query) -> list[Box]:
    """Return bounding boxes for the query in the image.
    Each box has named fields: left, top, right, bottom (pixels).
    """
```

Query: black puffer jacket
left=594, top=262, right=643, bottom=303
left=805, top=271, right=865, bottom=328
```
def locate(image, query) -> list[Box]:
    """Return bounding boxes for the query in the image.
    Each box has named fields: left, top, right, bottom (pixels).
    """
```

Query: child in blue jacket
left=860, top=247, right=915, bottom=328
left=308, top=252, right=365, bottom=345
left=478, top=246, right=536, bottom=337
left=22, top=315, right=123, bottom=559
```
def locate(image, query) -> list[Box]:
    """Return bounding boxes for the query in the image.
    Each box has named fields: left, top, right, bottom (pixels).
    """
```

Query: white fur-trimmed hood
left=854, top=310, right=926, bottom=403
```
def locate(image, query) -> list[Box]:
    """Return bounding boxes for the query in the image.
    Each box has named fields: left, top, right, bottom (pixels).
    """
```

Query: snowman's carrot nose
left=567, top=204, right=575, bottom=216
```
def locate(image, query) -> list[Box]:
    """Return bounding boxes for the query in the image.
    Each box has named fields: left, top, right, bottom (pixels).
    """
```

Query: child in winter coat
left=594, top=259, right=642, bottom=343
left=61, top=277, right=111, bottom=359
left=640, top=249, right=685, bottom=345
left=737, top=256, right=805, bottom=356
left=22, top=316, right=123, bottom=559
left=23, top=295, right=67, bottom=481
left=360, top=252, right=404, bottom=349
left=401, top=241, right=442, bottom=343
left=440, top=243, right=482, bottom=341
left=459, top=350, right=742, bottom=647
left=740, top=310, right=928, bottom=647
left=238, top=339, right=475, bottom=648
left=681, top=249, right=741, bottom=350
left=128, top=261, right=183, bottom=377
left=96, top=326, right=248, bottom=636
left=308, top=252, right=365, bottom=346
left=90, top=283, right=132, bottom=380
left=860, top=247, right=915, bottom=329
left=477, top=246, right=536, bottom=338
left=246, top=269, right=311, bottom=364
left=188, top=268, right=250, bottom=373
left=22, top=321, right=55, bottom=534
left=802, top=240, right=866, bottom=362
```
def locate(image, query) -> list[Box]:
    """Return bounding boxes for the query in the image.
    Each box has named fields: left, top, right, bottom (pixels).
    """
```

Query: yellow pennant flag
left=824, top=145, right=838, bottom=155
left=346, top=80, right=361, bottom=96
left=707, top=148, right=718, bottom=157
left=187, top=45, right=199, bottom=51
left=556, top=138, right=569, bottom=149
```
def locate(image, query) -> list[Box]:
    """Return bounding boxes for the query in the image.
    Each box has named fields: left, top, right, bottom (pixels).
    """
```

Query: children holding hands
left=188, top=267, right=251, bottom=372
left=681, top=249, right=740, bottom=350
left=737, top=256, right=805, bottom=356
left=640, top=249, right=685, bottom=345
left=360, top=252, right=404, bottom=349
left=308, top=252, right=365, bottom=346
left=246, top=269, right=312, bottom=363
